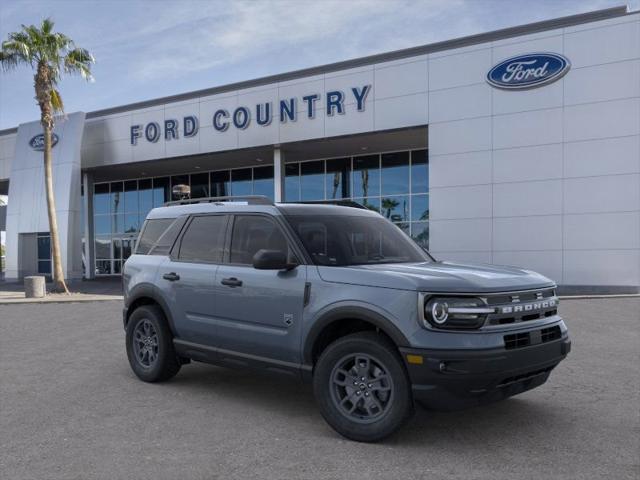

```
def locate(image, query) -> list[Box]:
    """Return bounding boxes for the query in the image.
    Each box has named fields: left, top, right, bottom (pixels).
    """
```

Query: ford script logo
left=29, top=133, right=59, bottom=151
left=487, top=53, right=570, bottom=90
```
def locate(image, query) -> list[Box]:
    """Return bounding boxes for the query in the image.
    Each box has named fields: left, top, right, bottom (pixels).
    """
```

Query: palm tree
left=0, top=18, right=94, bottom=292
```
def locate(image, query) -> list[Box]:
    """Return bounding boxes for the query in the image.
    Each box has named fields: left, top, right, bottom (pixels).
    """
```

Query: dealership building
left=0, top=5, right=638, bottom=293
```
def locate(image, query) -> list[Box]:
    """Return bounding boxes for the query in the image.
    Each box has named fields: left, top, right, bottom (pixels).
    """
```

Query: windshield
left=286, top=215, right=431, bottom=266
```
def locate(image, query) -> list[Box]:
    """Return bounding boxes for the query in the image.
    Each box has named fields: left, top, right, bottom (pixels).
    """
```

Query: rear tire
left=313, top=332, right=414, bottom=442
left=126, top=305, right=181, bottom=382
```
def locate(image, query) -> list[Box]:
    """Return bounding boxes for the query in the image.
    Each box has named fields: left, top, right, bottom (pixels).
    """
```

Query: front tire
left=313, top=332, right=414, bottom=442
left=126, top=305, right=181, bottom=382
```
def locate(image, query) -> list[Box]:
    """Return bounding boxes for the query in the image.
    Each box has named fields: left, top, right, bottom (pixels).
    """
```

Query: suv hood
left=316, top=261, right=555, bottom=293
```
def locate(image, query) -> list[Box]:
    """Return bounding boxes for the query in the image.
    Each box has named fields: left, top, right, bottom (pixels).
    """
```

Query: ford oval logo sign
left=29, top=133, right=59, bottom=151
left=487, top=53, right=570, bottom=90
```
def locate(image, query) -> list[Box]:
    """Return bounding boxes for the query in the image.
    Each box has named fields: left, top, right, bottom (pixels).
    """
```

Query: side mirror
left=252, top=249, right=296, bottom=270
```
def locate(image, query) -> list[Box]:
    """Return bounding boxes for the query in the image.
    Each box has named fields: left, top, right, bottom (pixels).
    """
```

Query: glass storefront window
left=138, top=179, right=153, bottom=219
left=94, top=215, right=110, bottom=235
left=352, top=155, right=380, bottom=199
left=301, top=161, right=325, bottom=201
left=381, top=195, right=409, bottom=222
left=353, top=197, right=381, bottom=213
left=411, top=222, right=429, bottom=249
left=113, top=238, right=122, bottom=260
left=231, top=168, right=252, bottom=196
left=112, top=214, right=124, bottom=234
left=94, top=183, right=110, bottom=215
left=326, top=158, right=350, bottom=199
left=211, top=170, right=230, bottom=197
left=95, top=236, right=110, bottom=260
left=95, top=260, right=112, bottom=275
left=124, top=180, right=138, bottom=213
left=153, top=177, right=170, bottom=207
left=124, top=213, right=139, bottom=233
left=111, top=182, right=123, bottom=215
left=411, top=149, right=428, bottom=192
left=253, top=166, right=274, bottom=199
left=381, top=152, right=410, bottom=195
left=411, top=194, right=429, bottom=221
left=90, top=148, right=428, bottom=275
left=285, top=164, right=300, bottom=201
left=190, top=172, right=209, bottom=198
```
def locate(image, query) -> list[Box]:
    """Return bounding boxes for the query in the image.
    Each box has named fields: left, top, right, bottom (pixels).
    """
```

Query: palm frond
left=0, top=51, right=20, bottom=70
left=41, top=17, right=54, bottom=35
left=50, top=88, right=64, bottom=113
left=64, top=47, right=94, bottom=81
left=2, top=35, right=32, bottom=63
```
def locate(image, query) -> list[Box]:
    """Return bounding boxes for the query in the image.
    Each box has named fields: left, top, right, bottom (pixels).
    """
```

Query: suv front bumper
left=399, top=334, right=571, bottom=410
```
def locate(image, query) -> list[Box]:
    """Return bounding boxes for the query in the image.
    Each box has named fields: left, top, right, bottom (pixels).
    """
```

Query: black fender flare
left=125, top=283, right=177, bottom=337
left=302, top=306, right=410, bottom=365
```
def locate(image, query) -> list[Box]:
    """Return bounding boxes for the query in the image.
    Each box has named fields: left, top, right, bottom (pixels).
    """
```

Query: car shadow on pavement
left=136, top=361, right=566, bottom=445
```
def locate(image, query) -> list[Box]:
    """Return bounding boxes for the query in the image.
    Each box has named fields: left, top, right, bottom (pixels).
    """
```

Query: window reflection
left=411, top=222, right=429, bottom=249
left=411, top=149, right=428, bottom=192
left=94, top=183, right=110, bottom=214
left=253, top=166, right=274, bottom=200
left=326, top=158, right=350, bottom=199
left=110, top=182, right=123, bottom=215
left=124, top=180, right=138, bottom=213
left=285, top=164, right=300, bottom=202
left=381, top=196, right=409, bottom=222
left=211, top=171, right=230, bottom=197
left=91, top=148, right=429, bottom=274
left=381, top=152, right=409, bottom=195
left=231, top=168, right=252, bottom=196
left=190, top=172, right=209, bottom=199
left=411, top=194, right=429, bottom=221
left=153, top=177, right=169, bottom=207
left=352, top=155, right=380, bottom=198
left=301, top=161, right=324, bottom=201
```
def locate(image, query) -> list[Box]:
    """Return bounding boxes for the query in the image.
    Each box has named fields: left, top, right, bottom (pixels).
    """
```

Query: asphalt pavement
left=0, top=297, right=638, bottom=480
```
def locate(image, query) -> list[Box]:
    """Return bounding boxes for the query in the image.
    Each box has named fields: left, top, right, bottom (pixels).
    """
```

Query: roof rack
left=291, top=200, right=367, bottom=209
left=164, top=195, right=274, bottom=206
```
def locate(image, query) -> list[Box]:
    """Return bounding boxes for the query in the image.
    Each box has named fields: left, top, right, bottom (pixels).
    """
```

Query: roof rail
left=164, top=195, right=274, bottom=206
left=291, top=200, right=368, bottom=209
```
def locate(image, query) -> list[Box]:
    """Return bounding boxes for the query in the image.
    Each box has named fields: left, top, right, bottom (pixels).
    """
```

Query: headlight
left=423, top=297, right=494, bottom=329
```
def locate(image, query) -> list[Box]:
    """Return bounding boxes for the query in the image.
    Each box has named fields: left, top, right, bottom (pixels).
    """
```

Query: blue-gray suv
left=123, top=196, right=570, bottom=442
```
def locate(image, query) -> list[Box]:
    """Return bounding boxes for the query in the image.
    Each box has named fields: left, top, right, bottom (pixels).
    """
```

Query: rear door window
left=177, top=215, right=228, bottom=263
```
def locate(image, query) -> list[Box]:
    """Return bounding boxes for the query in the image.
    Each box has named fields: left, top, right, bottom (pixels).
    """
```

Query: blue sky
left=0, top=0, right=634, bottom=130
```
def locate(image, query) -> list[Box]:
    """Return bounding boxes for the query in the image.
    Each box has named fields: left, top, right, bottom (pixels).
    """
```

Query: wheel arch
left=303, top=306, right=410, bottom=366
left=125, top=284, right=177, bottom=336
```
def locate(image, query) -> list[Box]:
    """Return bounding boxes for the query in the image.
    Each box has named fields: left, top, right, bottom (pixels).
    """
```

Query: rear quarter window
left=135, top=218, right=175, bottom=255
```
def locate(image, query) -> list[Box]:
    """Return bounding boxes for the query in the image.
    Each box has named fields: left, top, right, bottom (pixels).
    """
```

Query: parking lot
left=0, top=297, right=638, bottom=480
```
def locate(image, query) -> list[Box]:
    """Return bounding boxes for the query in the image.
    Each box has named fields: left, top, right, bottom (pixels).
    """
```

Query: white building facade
left=0, top=6, right=638, bottom=293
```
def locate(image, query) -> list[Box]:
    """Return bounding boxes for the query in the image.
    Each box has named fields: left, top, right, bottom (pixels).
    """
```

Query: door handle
left=162, top=272, right=180, bottom=282
left=221, top=277, right=243, bottom=287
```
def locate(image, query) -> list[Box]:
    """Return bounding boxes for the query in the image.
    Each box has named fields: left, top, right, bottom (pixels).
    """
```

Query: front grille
left=504, top=325, right=562, bottom=350
left=484, top=288, right=558, bottom=326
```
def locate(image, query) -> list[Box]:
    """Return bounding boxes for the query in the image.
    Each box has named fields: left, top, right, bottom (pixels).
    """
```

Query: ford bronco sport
left=123, top=195, right=570, bottom=442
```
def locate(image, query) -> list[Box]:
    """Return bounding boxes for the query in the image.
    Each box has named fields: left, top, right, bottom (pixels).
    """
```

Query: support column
left=273, top=147, right=285, bottom=203
left=83, top=172, right=95, bottom=279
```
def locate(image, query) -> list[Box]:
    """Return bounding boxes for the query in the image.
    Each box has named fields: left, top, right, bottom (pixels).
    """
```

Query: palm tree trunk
left=43, top=123, right=68, bottom=293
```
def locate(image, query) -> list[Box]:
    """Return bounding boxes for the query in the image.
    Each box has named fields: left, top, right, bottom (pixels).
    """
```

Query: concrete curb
left=0, top=295, right=123, bottom=304
left=559, top=294, right=640, bottom=300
